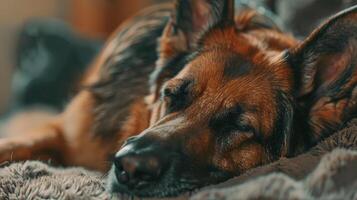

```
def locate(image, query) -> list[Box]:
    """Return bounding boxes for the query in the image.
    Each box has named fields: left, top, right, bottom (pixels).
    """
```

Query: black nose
left=114, top=145, right=165, bottom=187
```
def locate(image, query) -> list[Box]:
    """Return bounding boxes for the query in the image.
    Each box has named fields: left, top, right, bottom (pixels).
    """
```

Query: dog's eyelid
left=160, top=79, right=195, bottom=114
left=161, top=79, right=192, bottom=97
left=162, top=87, right=173, bottom=97
left=237, top=113, right=257, bottom=132
left=210, top=106, right=254, bottom=132
left=230, top=129, right=254, bottom=139
left=235, top=120, right=254, bottom=133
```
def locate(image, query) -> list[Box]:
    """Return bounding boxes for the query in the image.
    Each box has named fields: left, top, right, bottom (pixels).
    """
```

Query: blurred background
left=0, top=0, right=356, bottom=117
left=0, top=0, right=166, bottom=116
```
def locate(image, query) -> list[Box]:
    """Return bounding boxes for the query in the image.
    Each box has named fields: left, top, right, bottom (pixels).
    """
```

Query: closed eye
left=161, top=79, right=193, bottom=113
left=233, top=122, right=253, bottom=133
left=213, top=115, right=256, bottom=151
left=209, top=105, right=255, bottom=136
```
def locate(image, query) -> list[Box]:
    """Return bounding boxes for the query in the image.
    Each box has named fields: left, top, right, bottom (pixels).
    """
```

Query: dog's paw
left=0, top=138, right=32, bottom=165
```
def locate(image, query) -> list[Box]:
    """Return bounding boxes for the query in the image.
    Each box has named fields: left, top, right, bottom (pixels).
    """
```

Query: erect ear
left=174, top=0, right=235, bottom=47
left=152, top=0, right=235, bottom=98
left=234, top=4, right=282, bottom=32
left=159, top=0, right=235, bottom=55
left=287, top=5, right=357, bottom=140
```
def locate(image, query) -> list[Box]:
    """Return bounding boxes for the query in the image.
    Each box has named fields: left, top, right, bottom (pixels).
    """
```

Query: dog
left=0, top=0, right=356, bottom=198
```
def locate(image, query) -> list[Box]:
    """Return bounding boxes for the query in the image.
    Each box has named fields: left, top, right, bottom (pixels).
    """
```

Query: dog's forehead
left=185, top=30, right=273, bottom=76
left=183, top=50, right=272, bottom=89
left=187, top=50, right=253, bottom=72
left=181, top=36, right=294, bottom=95
left=222, top=54, right=252, bottom=79
left=181, top=52, right=277, bottom=107
left=169, top=26, right=294, bottom=113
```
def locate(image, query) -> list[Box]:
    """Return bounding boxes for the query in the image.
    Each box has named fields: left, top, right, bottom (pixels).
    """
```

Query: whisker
left=101, top=171, right=110, bottom=179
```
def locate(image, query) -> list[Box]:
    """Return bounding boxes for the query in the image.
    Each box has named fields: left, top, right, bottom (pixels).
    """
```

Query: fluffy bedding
left=0, top=162, right=108, bottom=200
left=1, top=119, right=357, bottom=200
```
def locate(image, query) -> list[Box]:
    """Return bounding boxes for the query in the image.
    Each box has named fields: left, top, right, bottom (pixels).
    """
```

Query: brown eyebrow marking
left=223, top=54, right=252, bottom=79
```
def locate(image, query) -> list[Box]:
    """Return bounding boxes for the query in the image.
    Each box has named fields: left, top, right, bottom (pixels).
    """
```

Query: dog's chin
left=106, top=166, right=232, bottom=198
left=106, top=167, right=200, bottom=197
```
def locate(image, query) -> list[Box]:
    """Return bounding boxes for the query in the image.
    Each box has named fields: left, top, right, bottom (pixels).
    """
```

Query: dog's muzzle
left=112, top=136, right=170, bottom=189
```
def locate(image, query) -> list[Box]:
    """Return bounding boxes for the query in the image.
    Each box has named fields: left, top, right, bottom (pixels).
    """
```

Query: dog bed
left=0, top=161, right=108, bottom=200
left=0, top=119, right=356, bottom=200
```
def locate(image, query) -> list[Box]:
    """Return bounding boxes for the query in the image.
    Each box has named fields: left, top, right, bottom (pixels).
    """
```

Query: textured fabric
left=0, top=161, right=108, bottom=200
left=192, top=149, right=357, bottom=200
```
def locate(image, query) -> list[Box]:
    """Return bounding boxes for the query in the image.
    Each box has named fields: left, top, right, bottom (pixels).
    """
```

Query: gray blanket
left=193, top=149, right=357, bottom=200
left=0, top=162, right=108, bottom=200
left=1, top=120, right=357, bottom=200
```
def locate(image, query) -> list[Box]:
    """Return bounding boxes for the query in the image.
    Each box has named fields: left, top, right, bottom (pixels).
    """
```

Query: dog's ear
left=287, top=6, right=357, bottom=140
left=174, top=0, right=234, bottom=46
left=235, top=6, right=282, bottom=32
left=153, top=0, right=235, bottom=98
left=162, top=0, right=235, bottom=51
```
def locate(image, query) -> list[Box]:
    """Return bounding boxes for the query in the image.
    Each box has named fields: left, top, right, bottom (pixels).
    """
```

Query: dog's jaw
left=106, top=165, right=196, bottom=197
left=106, top=164, right=232, bottom=198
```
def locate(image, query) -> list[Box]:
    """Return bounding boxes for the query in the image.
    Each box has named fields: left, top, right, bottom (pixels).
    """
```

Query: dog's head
left=108, top=1, right=357, bottom=197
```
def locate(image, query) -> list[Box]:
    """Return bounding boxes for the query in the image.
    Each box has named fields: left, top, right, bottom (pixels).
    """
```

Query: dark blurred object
left=9, top=19, right=102, bottom=112
left=272, top=0, right=357, bottom=37
left=238, top=0, right=357, bottom=37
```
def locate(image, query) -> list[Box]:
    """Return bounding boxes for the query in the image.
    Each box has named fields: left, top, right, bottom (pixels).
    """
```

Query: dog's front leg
left=0, top=119, right=65, bottom=165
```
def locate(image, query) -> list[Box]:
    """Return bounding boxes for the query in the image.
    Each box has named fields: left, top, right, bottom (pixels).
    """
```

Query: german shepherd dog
left=0, top=0, right=356, bottom=198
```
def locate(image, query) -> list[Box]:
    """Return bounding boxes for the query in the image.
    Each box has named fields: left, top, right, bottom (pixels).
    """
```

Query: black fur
left=267, top=91, right=294, bottom=158
left=163, top=78, right=194, bottom=113
left=89, top=7, right=171, bottom=138
left=223, top=55, right=252, bottom=79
